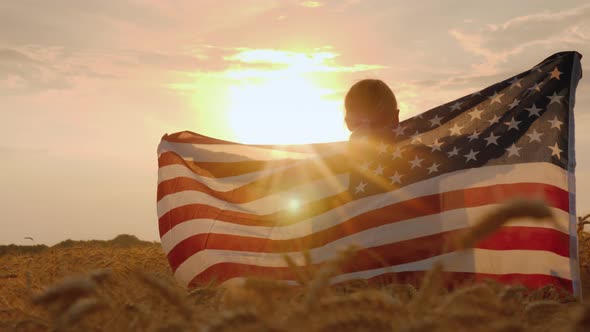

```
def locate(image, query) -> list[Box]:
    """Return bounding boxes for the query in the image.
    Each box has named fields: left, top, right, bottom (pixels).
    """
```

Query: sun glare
left=224, top=49, right=350, bottom=145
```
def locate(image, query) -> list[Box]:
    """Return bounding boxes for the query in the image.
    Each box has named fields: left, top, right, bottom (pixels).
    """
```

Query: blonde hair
left=344, top=79, right=399, bottom=131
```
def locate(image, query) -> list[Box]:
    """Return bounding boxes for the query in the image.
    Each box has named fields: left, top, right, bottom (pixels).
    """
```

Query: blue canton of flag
left=349, top=51, right=582, bottom=199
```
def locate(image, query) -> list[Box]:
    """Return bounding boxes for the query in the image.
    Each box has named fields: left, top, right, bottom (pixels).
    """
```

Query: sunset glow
left=2, top=0, right=589, bottom=245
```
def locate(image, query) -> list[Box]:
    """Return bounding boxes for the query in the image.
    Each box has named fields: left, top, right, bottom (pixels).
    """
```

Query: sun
left=223, top=49, right=350, bottom=145
left=226, top=74, right=348, bottom=145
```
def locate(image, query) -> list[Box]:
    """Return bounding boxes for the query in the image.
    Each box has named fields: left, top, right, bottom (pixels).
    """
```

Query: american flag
left=157, top=51, right=582, bottom=295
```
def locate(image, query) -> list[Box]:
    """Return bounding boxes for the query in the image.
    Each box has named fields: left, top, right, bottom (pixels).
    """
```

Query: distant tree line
left=0, top=234, right=157, bottom=256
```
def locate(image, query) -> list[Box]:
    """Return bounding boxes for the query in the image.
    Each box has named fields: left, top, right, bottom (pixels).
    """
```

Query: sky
left=1, top=0, right=589, bottom=245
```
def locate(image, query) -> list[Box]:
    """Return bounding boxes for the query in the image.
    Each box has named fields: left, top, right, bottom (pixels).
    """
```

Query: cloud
left=0, top=1, right=283, bottom=49
left=225, top=48, right=337, bottom=65
left=0, top=44, right=224, bottom=95
left=0, top=47, right=72, bottom=94
left=449, top=3, right=590, bottom=77
left=168, top=47, right=388, bottom=92
left=225, top=48, right=386, bottom=72
left=300, top=1, right=323, bottom=8
left=0, top=48, right=41, bottom=64
left=487, top=3, right=590, bottom=31
left=0, top=46, right=128, bottom=95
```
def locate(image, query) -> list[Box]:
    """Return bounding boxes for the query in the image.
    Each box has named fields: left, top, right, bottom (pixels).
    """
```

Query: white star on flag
left=429, top=139, right=444, bottom=152
left=411, top=131, right=422, bottom=143
left=391, top=147, right=403, bottom=160
left=427, top=163, right=440, bottom=174
left=393, top=125, right=406, bottom=136
left=355, top=181, right=367, bottom=194
left=549, top=67, right=562, bottom=80
left=526, top=129, right=543, bottom=143
left=409, top=155, right=424, bottom=169
left=468, top=108, right=484, bottom=120
left=504, top=117, right=521, bottom=131
left=506, top=144, right=522, bottom=157
left=487, top=115, right=500, bottom=125
left=484, top=132, right=500, bottom=146
left=528, top=82, right=543, bottom=92
left=508, top=99, right=520, bottom=109
left=389, top=171, right=403, bottom=184
left=391, top=146, right=403, bottom=160
left=548, top=116, right=564, bottom=130
left=464, top=149, right=479, bottom=162
left=508, top=77, right=523, bottom=88
left=447, top=146, right=460, bottom=157
left=450, top=101, right=463, bottom=111
left=547, top=92, right=564, bottom=105
left=488, top=91, right=503, bottom=104
left=429, top=115, right=443, bottom=127
left=373, top=164, right=385, bottom=176
left=449, top=123, right=463, bottom=136
left=548, top=142, right=562, bottom=159
left=468, top=131, right=480, bottom=142
left=525, top=104, right=543, bottom=118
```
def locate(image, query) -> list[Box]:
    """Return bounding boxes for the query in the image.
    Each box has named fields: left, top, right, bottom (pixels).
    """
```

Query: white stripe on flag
left=158, top=141, right=336, bottom=162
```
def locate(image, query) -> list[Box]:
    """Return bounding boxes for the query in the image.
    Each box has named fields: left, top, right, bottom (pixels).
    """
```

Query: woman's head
left=344, top=79, right=399, bottom=132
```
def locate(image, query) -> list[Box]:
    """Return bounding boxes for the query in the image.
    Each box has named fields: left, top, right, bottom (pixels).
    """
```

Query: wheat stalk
left=453, top=198, right=555, bottom=250
left=303, top=245, right=359, bottom=311
left=55, top=297, right=108, bottom=330
left=32, top=277, right=97, bottom=307
left=135, top=271, right=194, bottom=323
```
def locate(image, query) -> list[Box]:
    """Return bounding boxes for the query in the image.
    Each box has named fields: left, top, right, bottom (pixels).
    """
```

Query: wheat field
left=1, top=210, right=590, bottom=331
